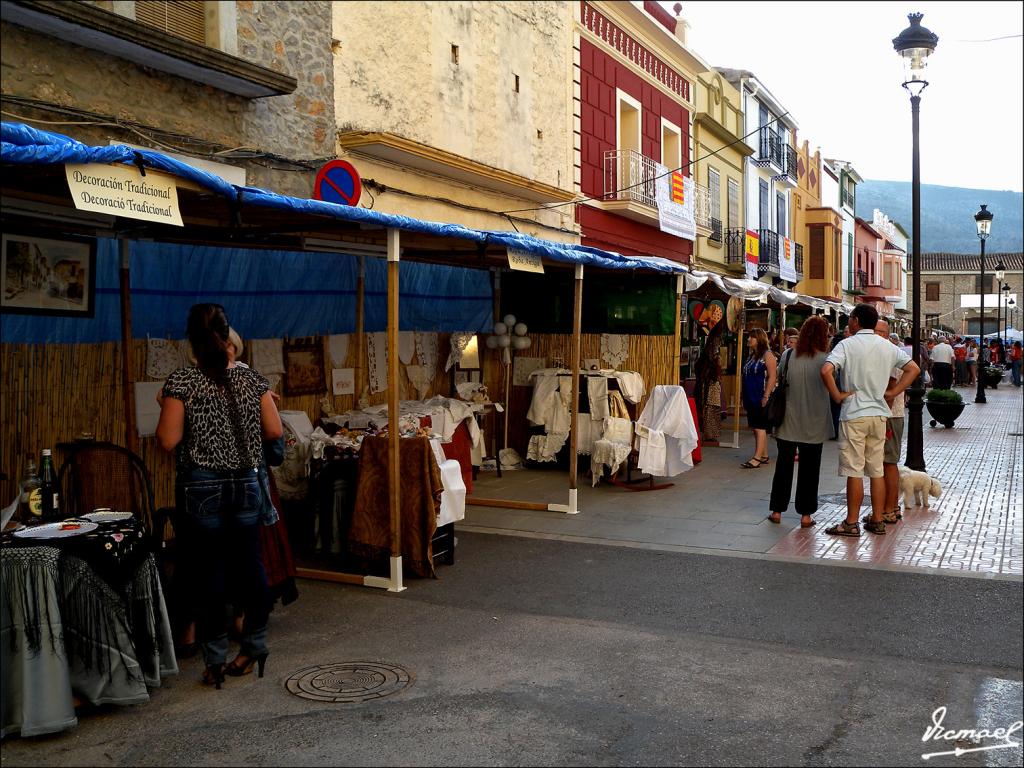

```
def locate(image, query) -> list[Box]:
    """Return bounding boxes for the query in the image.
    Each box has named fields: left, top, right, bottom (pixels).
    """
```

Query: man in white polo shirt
left=930, top=335, right=954, bottom=390
left=820, top=304, right=920, bottom=537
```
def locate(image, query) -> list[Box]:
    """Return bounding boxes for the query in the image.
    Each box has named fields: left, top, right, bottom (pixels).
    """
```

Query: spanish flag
left=670, top=171, right=685, bottom=204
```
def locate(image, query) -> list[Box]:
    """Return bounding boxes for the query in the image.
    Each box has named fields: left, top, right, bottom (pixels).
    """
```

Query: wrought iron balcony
left=725, top=227, right=745, bottom=265
left=785, top=145, right=798, bottom=183
left=757, top=228, right=780, bottom=275
left=794, top=242, right=804, bottom=277
left=603, top=149, right=658, bottom=208
left=693, top=182, right=712, bottom=231
left=756, top=127, right=784, bottom=169
left=709, top=217, right=723, bottom=243
left=854, top=268, right=868, bottom=291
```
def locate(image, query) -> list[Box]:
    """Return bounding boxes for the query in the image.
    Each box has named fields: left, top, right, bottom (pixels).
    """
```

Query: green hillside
left=856, top=181, right=1022, bottom=254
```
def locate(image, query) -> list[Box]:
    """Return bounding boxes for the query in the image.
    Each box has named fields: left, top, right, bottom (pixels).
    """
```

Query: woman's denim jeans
left=177, top=468, right=270, bottom=666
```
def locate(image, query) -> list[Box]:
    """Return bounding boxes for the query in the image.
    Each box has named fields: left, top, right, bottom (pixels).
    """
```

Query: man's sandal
left=859, top=515, right=886, bottom=535
left=825, top=520, right=861, bottom=537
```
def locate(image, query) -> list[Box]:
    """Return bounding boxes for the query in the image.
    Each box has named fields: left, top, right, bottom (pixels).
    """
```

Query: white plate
left=81, top=510, right=135, bottom=523
left=12, top=520, right=99, bottom=539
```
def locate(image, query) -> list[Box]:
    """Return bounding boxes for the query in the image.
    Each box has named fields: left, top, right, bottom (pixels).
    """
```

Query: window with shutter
left=974, top=275, right=993, bottom=294
left=926, top=282, right=940, bottom=301
left=727, top=178, right=740, bottom=228
left=759, top=179, right=769, bottom=230
left=135, top=1, right=207, bottom=45
left=708, top=167, right=721, bottom=222
left=809, top=227, right=825, bottom=279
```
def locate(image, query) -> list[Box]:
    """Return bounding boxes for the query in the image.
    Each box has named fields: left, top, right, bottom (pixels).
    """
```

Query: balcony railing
left=854, top=269, right=868, bottom=291
left=794, top=242, right=803, bottom=277
left=757, top=127, right=783, bottom=169
left=709, top=217, right=723, bottom=243
left=785, top=145, right=798, bottom=182
left=757, top=228, right=780, bottom=275
left=841, top=187, right=855, bottom=210
left=725, top=227, right=745, bottom=265
left=693, top=183, right=712, bottom=231
left=603, top=149, right=658, bottom=208
left=602, top=149, right=712, bottom=230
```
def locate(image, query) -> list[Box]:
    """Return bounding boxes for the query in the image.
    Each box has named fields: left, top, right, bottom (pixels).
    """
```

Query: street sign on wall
left=313, top=160, right=362, bottom=206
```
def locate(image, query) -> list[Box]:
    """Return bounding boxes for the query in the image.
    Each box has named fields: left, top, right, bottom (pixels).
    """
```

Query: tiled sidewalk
left=768, top=384, right=1023, bottom=576
left=464, top=382, right=1022, bottom=577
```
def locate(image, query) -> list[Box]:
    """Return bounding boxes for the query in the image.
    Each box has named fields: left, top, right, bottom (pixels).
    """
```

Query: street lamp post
left=893, top=12, right=938, bottom=472
left=994, top=261, right=1007, bottom=346
left=974, top=205, right=993, bottom=404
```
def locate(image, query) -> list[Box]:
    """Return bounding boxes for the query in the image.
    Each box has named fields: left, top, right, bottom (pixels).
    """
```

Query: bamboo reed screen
left=0, top=332, right=675, bottom=510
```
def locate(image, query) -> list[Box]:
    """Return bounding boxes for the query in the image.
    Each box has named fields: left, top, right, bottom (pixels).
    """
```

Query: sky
left=664, top=1, right=1024, bottom=192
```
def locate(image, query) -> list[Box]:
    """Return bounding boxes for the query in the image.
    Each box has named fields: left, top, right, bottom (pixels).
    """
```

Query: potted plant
left=926, top=388, right=965, bottom=428
left=983, top=365, right=1004, bottom=389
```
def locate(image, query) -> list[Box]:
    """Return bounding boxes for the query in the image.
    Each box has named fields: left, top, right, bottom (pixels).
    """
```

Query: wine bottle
left=39, top=449, right=59, bottom=522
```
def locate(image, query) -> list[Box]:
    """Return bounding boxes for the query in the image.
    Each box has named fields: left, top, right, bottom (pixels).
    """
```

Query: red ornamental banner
left=744, top=229, right=759, bottom=280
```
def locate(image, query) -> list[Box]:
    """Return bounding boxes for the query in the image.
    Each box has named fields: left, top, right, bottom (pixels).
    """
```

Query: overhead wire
left=499, top=112, right=793, bottom=215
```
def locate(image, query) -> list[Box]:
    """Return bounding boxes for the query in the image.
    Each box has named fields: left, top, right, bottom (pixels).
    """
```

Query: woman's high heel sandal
left=225, top=653, right=269, bottom=679
left=202, top=663, right=226, bottom=690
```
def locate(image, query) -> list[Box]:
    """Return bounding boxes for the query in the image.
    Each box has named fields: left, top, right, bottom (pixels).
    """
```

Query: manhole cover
left=285, top=662, right=413, bottom=703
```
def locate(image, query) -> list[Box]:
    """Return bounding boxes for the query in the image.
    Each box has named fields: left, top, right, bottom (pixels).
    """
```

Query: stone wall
left=0, top=1, right=334, bottom=196
left=332, top=1, right=573, bottom=192
left=921, top=271, right=1023, bottom=332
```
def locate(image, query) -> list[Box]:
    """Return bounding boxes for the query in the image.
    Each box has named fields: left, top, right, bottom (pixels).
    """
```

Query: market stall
left=1, top=121, right=690, bottom=592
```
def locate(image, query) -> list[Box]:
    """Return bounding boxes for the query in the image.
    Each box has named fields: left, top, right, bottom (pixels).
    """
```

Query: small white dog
left=899, top=467, right=942, bottom=510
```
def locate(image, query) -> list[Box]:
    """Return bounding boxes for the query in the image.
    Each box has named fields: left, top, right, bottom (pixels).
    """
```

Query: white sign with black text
left=65, top=163, right=184, bottom=226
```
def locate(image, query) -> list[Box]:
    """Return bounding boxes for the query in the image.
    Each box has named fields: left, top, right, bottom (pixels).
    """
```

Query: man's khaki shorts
left=884, top=417, right=905, bottom=465
left=839, top=416, right=888, bottom=478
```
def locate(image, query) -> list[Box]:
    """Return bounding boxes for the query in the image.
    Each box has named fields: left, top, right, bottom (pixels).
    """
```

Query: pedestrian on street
left=966, top=339, right=978, bottom=385
left=740, top=328, right=777, bottom=469
left=767, top=316, right=834, bottom=529
left=820, top=304, right=919, bottom=537
left=953, top=337, right=967, bottom=386
left=1010, top=341, right=1023, bottom=387
left=877, top=322, right=906, bottom=524
left=828, top=326, right=848, bottom=439
left=784, top=327, right=799, bottom=352
left=930, top=336, right=954, bottom=390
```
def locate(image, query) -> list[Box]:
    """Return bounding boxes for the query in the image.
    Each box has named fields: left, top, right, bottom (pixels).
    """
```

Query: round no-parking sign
left=313, top=160, right=362, bottom=206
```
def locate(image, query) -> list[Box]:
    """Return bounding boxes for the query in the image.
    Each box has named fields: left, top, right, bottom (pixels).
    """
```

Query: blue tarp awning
left=1, top=121, right=688, bottom=275
left=1, top=121, right=687, bottom=343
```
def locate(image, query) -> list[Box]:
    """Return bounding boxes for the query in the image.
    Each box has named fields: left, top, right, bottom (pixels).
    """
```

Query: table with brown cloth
left=347, top=436, right=443, bottom=579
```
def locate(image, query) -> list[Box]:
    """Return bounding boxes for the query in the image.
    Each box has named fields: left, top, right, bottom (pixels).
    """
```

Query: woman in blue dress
left=740, top=328, right=777, bottom=468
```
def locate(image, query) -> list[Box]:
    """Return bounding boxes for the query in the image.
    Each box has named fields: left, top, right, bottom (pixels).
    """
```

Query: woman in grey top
left=768, top=316, right=835, bottom=528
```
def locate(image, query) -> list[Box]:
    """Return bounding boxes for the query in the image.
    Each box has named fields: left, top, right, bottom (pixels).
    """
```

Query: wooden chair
left=56, top=441, right=164, bottom=539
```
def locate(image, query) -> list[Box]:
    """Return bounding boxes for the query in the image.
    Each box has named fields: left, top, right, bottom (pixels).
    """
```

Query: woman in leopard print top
left=157, top=304, right=282, bottom=688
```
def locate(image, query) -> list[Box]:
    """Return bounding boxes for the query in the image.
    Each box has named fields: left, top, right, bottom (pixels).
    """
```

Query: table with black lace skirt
left=0, top=518, right=177, bottom=739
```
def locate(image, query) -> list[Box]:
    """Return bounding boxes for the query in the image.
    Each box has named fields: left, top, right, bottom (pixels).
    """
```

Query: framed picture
left=679, top=347, right=691, bottom=367
left=2, top=232, right=96, bottom=317
left=283, top=338, right=327, bottom=396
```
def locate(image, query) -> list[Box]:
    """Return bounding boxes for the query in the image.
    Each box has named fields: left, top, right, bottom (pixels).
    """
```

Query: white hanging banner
left=780, top=236, right=798, bottom=284
left=654, top=164, right=695, bottom=242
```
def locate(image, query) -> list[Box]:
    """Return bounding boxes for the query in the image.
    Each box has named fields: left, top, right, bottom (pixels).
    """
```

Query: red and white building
left=573, top=1, right=709, bottom=264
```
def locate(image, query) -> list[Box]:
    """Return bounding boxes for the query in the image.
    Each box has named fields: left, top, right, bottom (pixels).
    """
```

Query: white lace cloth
left=416, top=332, right=439, bottom=381
left=367, top=332, right=387, bottom=393
left=328, top=334, right=350, bottom=368
left=635, top=385, right=698, bottom=477
left=250, top=339, right=285, bottom=375
left=600, top=334, right=629, bottom=369
left=398, top=331, right=416, bottom=365
left=146, top=338, right=184, bottom=380
left=590, top=417, right=634, bottom=486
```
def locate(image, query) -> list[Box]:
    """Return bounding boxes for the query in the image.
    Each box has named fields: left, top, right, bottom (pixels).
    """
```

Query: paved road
left=3, top=532, right=1021, bottom=766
